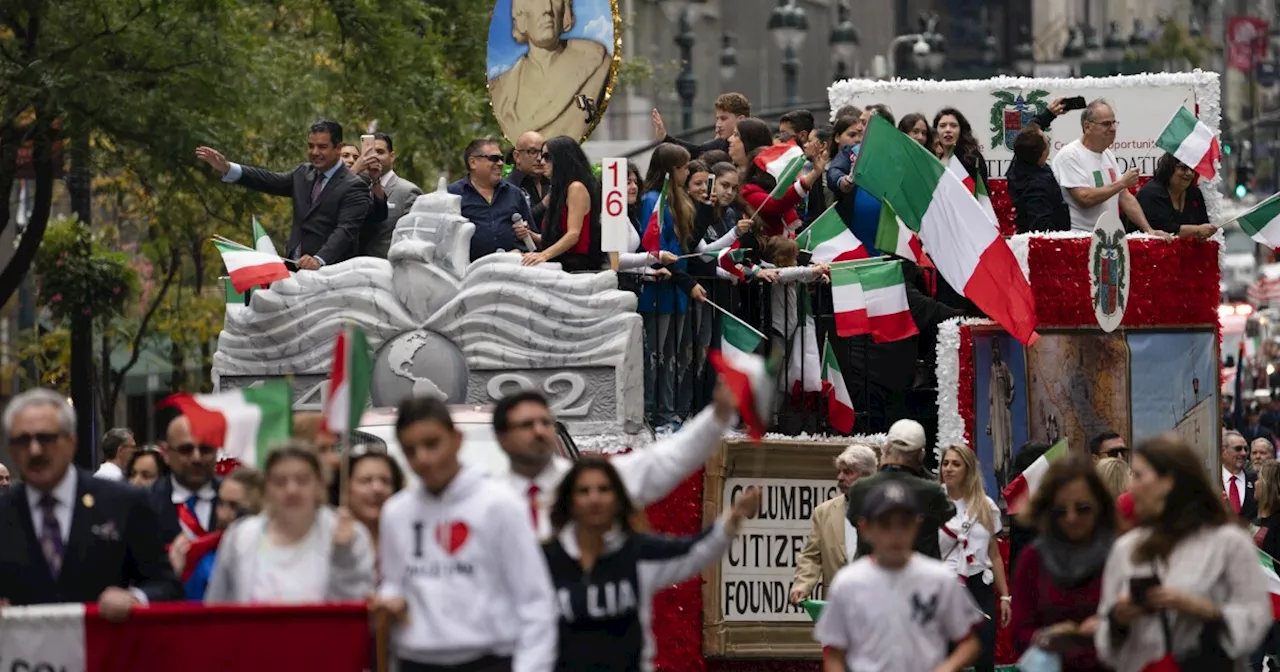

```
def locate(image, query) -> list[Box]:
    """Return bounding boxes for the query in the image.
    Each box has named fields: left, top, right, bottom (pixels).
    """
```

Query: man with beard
left=789, top=444, right=878, bottom=605
left=148, top=414, right=222, bottom=543
left=495, top=381, right=736, bottom=539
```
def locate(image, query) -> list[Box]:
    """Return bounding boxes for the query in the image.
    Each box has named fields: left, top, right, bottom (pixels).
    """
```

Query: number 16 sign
left=600, top=158, right=629, bottom=254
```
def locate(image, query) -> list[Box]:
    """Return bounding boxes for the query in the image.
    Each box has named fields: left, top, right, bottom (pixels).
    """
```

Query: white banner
left=829, top=74, right=1211, bottom=179
left=720, top=478, right=839, bottom=622
left=0, top=604, right=87, bottom=672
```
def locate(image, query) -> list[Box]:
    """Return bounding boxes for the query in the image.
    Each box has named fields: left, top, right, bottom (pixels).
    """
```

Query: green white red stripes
left=947, top=154, right=999, bottom=229
left=829, top=263, right=869, bottom=337
left=641, top=177, right=669, bottom=255
left=252, top=216, right=277, bottom=255
left=754, top=143, right=806, bottom=198
left=709, top=313, right=772, bottom=439
left=322, top=326, right=372, bottom=435
left=1256, top=549, right=1280, bottom=619
left=702, top=245, right=748, bottom=280
left=1156, top=107, right=1220, bottom=181
left=858, top=260, right=919, bottom=343
left=798, top=205, right=868, bottom=263
left=162, top=381, right=293, bottom=468
left=1235, top=193, right=1280, bottom=248
left=853, top=115, right=1039, bottom=346
left=215, top=239, right=290, bottom=293
left=876, top=203, right=931, bottom=267
left=822, top=340, right=854, bottom=433
left=1002, top=438, right=1067, bottom=514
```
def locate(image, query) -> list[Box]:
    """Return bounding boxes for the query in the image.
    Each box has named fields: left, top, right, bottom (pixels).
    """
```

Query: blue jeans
left=643, top=311, right=688, bottom=426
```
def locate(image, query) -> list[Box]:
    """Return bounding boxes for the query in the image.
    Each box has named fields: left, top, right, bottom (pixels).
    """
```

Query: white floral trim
left=574, top=430, right=889, bottom=456
left=935, top=317, right=997, bottom=464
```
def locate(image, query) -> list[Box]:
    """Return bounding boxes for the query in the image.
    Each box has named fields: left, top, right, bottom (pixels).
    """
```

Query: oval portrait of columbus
left=487, top=0, right=619, bottom=143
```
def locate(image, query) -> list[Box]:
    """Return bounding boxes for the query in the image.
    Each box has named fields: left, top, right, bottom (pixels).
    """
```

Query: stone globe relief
left=211, top=178, right=645, bottom=435
left=487, top=0, right=622, bottom=143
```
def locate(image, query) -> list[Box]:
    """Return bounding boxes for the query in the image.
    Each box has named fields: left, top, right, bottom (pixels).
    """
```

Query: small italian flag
left=162, top=381, right=293, bottom=469
left=1155, top=107, right=1221, bottom=181
left=797, top=205, right=868, bottom=264
left=1234, top=193, right=1280, bottom=248
left=822, top=340, right=854, bottom=433
left=829, top=262, right=870, bottom=337
left=215, top=239, right=291, bottom=294
left=642, top=177, right=669, bottom=255
left=754, top=143, right=807, bottom=198
left=1002, top=438, right=1068, bottom=514
left=321, top=325, right=373, bottom=436
left=875, top=202, right=932, bottom=268
left=801, top=599, right=826, bottom=622
left=854, top=115, right=1039, bottom=346
left=1256, top=548, right=1280, bottom=619
left=946, top=153, right=999, bottom=229
left=856, top=260, right=918, bottom=343
left=709, top=313, right=772, bottom=439
left=252, top=216, right=277, bottom=255
left=701, top=245, right=749, bottom=280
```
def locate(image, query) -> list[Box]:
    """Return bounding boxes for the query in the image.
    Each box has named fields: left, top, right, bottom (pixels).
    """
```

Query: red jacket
left=1009, top=544, right=1108, bottom=671
left=740, top=181, right=804, bottom=238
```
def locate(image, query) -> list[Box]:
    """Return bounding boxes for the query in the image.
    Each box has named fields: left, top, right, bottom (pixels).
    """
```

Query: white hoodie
left=378, top=465, right=557, bottom=671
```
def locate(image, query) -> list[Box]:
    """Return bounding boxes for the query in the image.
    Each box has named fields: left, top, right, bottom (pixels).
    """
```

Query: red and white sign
left=600, top=157, right=629, bottom=253
left=1228, top=16, right=1269, bottom=72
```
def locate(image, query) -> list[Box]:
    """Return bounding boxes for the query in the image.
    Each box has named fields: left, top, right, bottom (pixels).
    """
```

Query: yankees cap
left=862, top=480, right=920, bottom=520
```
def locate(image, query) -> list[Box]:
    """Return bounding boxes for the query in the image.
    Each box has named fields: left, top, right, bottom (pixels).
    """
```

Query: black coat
left=1006, top=160, right=1070, bottom=233
left=0, top=468, right=183, bottom=605
left=846, top=465, right=956, bottom=559
left=232, top=162, right=371, bottom=264
left=1134, top=181, right=1208, bottom=235
left=147, top=475, right=223, bottom=543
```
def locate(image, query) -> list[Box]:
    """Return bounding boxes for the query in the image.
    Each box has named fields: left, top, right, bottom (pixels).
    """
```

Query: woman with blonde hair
left=1096, top=457, right=1136, bottom=533
left=938, top=444, right=1009, bottom=672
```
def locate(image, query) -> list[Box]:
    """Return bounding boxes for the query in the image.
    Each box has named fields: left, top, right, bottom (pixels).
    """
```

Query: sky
left=487, top=0, right=615, bottom=80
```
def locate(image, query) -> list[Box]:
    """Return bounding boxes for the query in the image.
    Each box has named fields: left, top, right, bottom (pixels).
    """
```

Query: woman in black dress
left=1135, top=152, right=1216, bottom=239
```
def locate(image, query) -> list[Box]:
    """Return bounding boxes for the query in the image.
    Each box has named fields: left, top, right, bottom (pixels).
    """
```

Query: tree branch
left=105, top=242, right=179, bottom=417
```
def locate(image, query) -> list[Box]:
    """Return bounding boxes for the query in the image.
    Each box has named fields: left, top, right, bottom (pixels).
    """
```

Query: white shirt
left=93, top=461, right=124, bottom=482
left=380, top=169, right=397, bottom=189
left=939, top=496, right=1002, bottom=584
left=814, top=554, right=984, bottom=672
left=843, top=518, right=858, bottom=561
left=1051, top=139, right=1124, bottom=232
left=1223, top=467, right=1246, bottom=500
left=169, top=476, right=217, bottom=535
left=249, top=523, right=330, bottom=603
left=27, top=467, right=77, bottom=545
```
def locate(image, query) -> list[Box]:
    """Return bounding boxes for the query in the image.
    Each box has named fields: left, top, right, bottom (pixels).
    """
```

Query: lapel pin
left=82, top=493, right=95, bottom=509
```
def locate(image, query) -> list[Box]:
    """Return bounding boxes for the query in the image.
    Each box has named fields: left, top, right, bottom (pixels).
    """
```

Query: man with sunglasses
left=1088, top=431, right=1129, bottom=463
left=506, top=131, right=550, bottom=229
left=1223, top=430, right=1257, bottom=521
left=0, top=388, right=181, bottom=614
left=146, top=414, right=222, bottom=544
left=448, top=137, right=534, bottom=262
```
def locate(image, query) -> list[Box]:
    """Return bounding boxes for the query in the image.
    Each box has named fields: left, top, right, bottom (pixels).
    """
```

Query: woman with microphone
left=522, top=136, right=603, bottom=272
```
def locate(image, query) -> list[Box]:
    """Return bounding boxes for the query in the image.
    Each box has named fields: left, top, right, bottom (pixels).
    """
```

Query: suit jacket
left=147, top=475, right=222, bottom=544
left=234, top=162, right=371, bottom=264
left=846, top=466, right=956, bottom=559
left=790, top=494, right=848, bottom=599
left=1233, top=470, right=1259, bottom=523
left=0, top=468, right=182, bottom=605
left=362, top=172, right=424, bottom=258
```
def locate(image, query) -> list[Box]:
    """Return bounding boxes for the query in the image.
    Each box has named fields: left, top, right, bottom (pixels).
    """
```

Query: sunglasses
left=472, top=154, right=503, bottom=163
left=1052, top=503, right=1097, bottom=519
left=172, top=443, right=218, bottom=457
left=1103, top=448, right=1130, bottom=458
left=8, top=432, right=61, bottom=450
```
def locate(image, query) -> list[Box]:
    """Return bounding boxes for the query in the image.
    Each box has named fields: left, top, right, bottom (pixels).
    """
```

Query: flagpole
left=1213, top=192, right=1279, bottom=228
left=703, top=298, right=767, bottom=342
left=374, top=610, right=390, bottom=672
left=674, top=247, right=752, bottom=260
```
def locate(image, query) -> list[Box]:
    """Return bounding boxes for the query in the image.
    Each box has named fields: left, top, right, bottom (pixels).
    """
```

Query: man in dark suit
left=0, top=389, right=181, bottom=617
left=148, top=414, right=221, bottom=544
left=195, top=119, right=371, bottom=269
left=362, top=132, right=424, bottom=258
left=1223, top=430, right=1257, bottom=521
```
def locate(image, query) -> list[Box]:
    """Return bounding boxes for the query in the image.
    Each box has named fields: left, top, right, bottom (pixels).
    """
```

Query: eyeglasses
left=8, top=432, right=61, bottom=450
left=472, top=154, right=503, bottom=163
left=1174, top=164, right=1194, bottom=173
left=172, top=443, right=217, bottom=457
left=1052, top=503, right=1097, bottom=519
left=1089, top=120, right=1119, bottom=129
left=516, top=148, right=542, bottom=156
left=1103, top=448, right=1130, bottom=458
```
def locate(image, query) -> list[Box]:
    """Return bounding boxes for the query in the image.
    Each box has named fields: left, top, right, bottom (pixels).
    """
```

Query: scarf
left=1032, top=530, right=1114, bottom=587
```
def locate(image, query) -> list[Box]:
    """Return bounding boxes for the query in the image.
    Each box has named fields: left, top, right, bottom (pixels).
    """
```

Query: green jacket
left=845, top=465, right=956, bottom=560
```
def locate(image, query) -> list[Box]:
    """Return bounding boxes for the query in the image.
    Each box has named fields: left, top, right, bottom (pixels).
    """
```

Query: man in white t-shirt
left=815, top=481, right=983, bottom=672
left=1051, top=99, right=1171, bottom=237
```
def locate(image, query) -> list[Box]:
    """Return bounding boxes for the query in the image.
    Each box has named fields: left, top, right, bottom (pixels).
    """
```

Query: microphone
left=512, top=213, right=536, bottom=252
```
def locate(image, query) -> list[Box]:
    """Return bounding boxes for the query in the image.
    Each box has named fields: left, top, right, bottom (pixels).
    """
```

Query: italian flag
left=946, top=153, right=999, bottom=229
left=1234, top=192, right=1280, bottom=248
left=856, top=260, right=918, bottom=343
left=709, top=313, right=772, bottom=439
left=1002, top=438, right=1068, bottom=514
left=162, top=381, right=293, bottom=469
left=321, top=325, right=373, bottom=436
left=0, top=602, right=373, bottom=671
left=642, top=177, right=669, bottom=255
left=797, top=205, right=868, bottom=263
left=1156, top=107, right=1220, bottom=181
left=1256, top=549, right=1280, bottom=619
left=215, top=239, right=290, bottom=294
left=875, top=202, right=932, bottom=268
left=252, top=216, right=277, bottom=255
left=701, top=245, right=749, bottom=280
left=822, top=340, right=854, bottom=433
left=829, top=262, right=870, bottom=337
left=754, top=143, right=807, bottom=198
left=854, top=115, right=1039, bottom=346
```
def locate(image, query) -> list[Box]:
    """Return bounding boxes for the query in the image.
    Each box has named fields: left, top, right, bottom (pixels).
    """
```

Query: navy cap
left=862, top=480, right=920, bottom=520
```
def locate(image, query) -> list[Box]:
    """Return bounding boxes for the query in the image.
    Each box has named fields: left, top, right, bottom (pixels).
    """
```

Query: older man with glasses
left=1223, top=430, right=1257, bottom=521
left=147, top=414, right=222, bottom=544
left=449, top=137, right=535, bottom=261
left=507, top=131, right=550, bottom=228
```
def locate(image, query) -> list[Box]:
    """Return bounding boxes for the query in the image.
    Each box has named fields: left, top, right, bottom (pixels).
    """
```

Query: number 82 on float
left=600, top=158, right=630, bottom=255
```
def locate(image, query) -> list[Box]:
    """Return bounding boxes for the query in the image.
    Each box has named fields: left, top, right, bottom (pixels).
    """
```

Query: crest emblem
left=989, top=89, right=1049, bottom=150
left=1089, top=210, right=1130, bottom=332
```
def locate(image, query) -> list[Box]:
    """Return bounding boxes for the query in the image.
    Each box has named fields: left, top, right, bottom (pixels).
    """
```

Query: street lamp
left=1104, top=21, right=1127, bottom=63
left=830, top=1, right=859, bottom=81
left=885, top=15, right=941, bottom=79
left=1013, top=24, right=1034, bottom=76
left=1062, top=25, right=1084, bottom=73
left=1083, top=23, right=1103, bottom=62
left=719, top=33, right=738, bottom=81
left=671, top=5, right=696, bottom=131
left=1129, top=18, right=1150, bottom=54
left=922, top=14, right=945, bottom=72
left=768, top=0, right=808, bottom=105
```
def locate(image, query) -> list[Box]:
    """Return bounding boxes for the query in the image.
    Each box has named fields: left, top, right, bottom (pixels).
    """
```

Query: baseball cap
left=886, top=419, right=926, bottom=452
left=862, top=480, right=920, bottom=520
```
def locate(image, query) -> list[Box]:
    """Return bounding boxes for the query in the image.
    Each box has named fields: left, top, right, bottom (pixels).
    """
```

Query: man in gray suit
left=362, top=132, right=424, bottom=258
left=195, top=120, right=370, bottom=269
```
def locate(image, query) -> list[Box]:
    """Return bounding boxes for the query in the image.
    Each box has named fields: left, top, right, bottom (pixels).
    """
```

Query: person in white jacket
left=497, top=379, right=736, bottom=540
left=374, top=395, right=558, bottom=672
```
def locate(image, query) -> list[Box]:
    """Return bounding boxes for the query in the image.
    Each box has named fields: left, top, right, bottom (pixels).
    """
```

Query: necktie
left=1229, top=476, right=1242, bottom=514
left=39, top=495, right=64, bottom=578
left=186, top=494, right=201, bottom=528
left=310, top=172, right=325, bottom=205
left=528, top=484, right=541, bottom=531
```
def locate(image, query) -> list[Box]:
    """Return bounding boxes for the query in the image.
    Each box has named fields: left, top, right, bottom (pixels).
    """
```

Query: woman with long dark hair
left=544, top=456, right=759, bottom=670
left=730, top=117, right=825, bottom=239
left=1096, top=435, right=1270, bottom=671
left=1135, top=153, right=1215, bottom=239
left=934, top=107, right=988, bottom=190
left=898, top=113, right=932, bottom=148
left=524, top=135, right=602, bottom=272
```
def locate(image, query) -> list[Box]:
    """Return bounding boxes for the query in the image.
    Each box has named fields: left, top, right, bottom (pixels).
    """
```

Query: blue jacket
left=826, top=144, right=882, bottom=256
left=637, top=190, right=688, bottom=314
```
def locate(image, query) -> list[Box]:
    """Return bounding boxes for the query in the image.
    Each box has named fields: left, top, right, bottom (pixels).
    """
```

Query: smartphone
left=1129, top=576, right=1161, bottom=605
left=360, top=134, right=376, bottom=154
left=1063, top=96, right=1087, bottom=112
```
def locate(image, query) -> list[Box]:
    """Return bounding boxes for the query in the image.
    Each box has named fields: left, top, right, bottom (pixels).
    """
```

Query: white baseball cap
left=886, top=419, right=927, bottom=452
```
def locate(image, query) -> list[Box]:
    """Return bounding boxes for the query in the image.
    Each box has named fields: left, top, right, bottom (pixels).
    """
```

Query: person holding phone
left=1006, top=97, right=1071, bottom=233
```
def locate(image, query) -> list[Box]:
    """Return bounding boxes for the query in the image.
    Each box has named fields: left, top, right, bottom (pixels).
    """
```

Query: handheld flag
left=709, top=313, right=773, bottom=439
left=322, top=325, right=373, bottom=436
left=754, top=144, right=807, bottom=199
left=797, top=206, right=868, bottom=264
left=855, top=260, right=919, bottom=343
left=1236, top=193, right=1280, bottom=249
left=1002, top=438, right=1068, bottom=514
left=252, top=216, right=277, bottom=255
left=801, top=599, right=826, bottom=622
left=946, top=154, right=999, bottom=229
left=875, top=203, right=932, bottom=268
left=828, top=262, right=870, bottom=337
left=215, top=239, right=291, bottom=293
left=641, top=178, right=669, bottom=255
left=1156, top=107, right=1221, bottom=181
left=822, top=341, right=854, bottom=433
left=161, top=381, right=293, bottom=469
